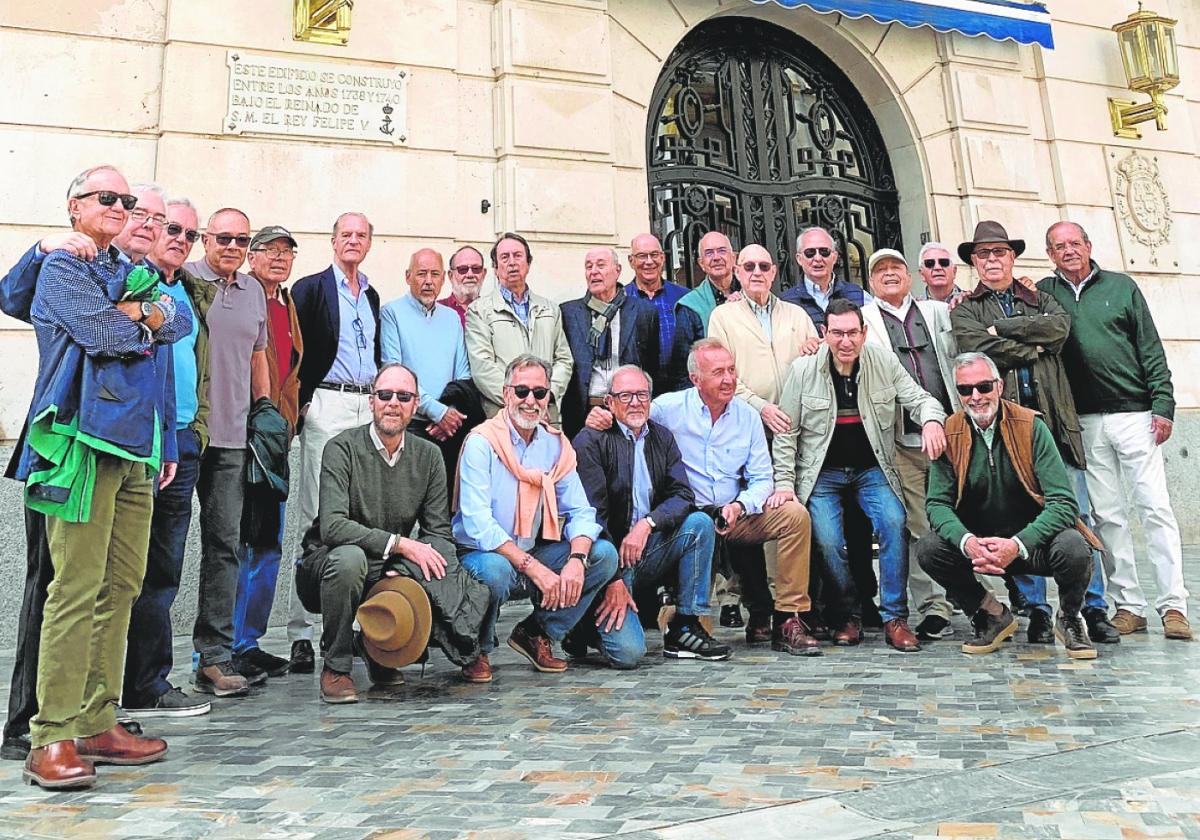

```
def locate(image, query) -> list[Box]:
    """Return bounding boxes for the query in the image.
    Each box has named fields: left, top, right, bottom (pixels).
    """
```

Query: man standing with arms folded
left=1039, top=221, right=1190, bottom=640
left=286, top=212, right=382, bottom=673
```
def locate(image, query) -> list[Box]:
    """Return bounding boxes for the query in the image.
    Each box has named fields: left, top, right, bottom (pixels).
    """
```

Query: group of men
left=0, top=162, right=1190, bottom=792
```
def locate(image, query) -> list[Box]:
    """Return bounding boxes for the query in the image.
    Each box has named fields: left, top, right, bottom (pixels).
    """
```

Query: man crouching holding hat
left=296, top=363, right=490, bottom=703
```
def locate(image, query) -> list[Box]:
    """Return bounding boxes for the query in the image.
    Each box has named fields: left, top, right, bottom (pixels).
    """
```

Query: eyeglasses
left=956, top=379, right=999, bottom=397
left=453, top=263, right=485, bottom=275
left=373, top=389, right=416, bottom=403
left=740, top=261, right=772, bottom=274
left=129, top=208, right=167, bottom=227
left=922, top=257, right=951, bottom=269
left=827, top=328, right=863, bottom=340
left=632, top=251, right=663, bottom=262
left=972, top=247, right=1012, bottom=261
left=165, top=223, right=200, bottom=243
left=253, top=247, right=296, bottom=259
left=74, top=190, right=137, bottom=211
left=507, top=384, right=550, bottom=401
left=801, top=247, right=833, bottom=259
left=210, top=233, right=252, bottom=248
left=609, top=390, right=650, bottom=405
left=352, top=317, right=368, bottom=349
left=701, top=246, right=730, bottom=259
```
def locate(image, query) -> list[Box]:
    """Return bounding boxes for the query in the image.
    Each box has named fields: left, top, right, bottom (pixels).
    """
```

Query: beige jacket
left=465, top=285, right=574, bottom=418
left=773, top=343, right=947, bottom=502
left=707, top=296, right=819, bottom=410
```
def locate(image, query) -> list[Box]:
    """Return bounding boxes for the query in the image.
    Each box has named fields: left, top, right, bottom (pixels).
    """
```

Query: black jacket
left=573, top=419, right=694, bottom=547
left=291, top=265, right=382, bottom=410
left=241, top=397, right=291, bottom=547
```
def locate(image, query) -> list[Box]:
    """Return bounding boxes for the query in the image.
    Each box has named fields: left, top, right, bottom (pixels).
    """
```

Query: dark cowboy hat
left=957, top=220, right=1025, bottom=264
left=355, top=577, right=432, bottom=669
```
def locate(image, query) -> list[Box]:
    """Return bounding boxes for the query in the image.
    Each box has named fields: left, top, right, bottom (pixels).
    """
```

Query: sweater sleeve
left=925, top=451, right=970, bottom=549
left=318, top=434, right=394, bottom=558
left=1014, top=418, right=1079, bottom=551
left=1130, top=284, right=1175, bottom=420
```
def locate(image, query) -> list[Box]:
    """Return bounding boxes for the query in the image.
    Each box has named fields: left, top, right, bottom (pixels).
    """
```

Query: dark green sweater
left=1038, top=263, right=1175, bottom=420
left=926, top=414, right=1078, bottom=552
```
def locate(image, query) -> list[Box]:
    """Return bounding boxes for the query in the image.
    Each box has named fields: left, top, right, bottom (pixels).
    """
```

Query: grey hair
left=687, top=337, right=730, bottom=376
left=373, top=362, right=419, bottom=393
left=795, top=226, right=833, bottom=251
left=918, top=241, right=952, bottom=264
left=449, top=245, right=484, bottom=269
left=953, top=352, right=1001, bottom=381
left=65, top=164, right=122, bottom=223
left=165, top=195, right=200, bottom=221
left=503, top=354, right=551, bottom=386
left=333, top=212, right=374, bottom=238
left=1045, top=221, right=1090, bottom=250
left=609, top=364, right=653, bottom=393
left=130, top=183, right=166, bottom=202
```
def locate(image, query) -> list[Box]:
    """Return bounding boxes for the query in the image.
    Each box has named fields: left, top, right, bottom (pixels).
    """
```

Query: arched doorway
left=647, top=17, right=902, bottom=290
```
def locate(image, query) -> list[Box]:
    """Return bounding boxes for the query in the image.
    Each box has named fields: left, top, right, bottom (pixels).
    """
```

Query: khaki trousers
left=33, top=456, right=152, bottom=747
left=893, top=446, right=954, bottom=620
left=726, top=500, right=811, bottom=614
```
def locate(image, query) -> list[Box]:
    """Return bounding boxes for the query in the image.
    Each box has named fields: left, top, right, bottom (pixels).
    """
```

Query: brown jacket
left=256, top=278, right=304, bottom=435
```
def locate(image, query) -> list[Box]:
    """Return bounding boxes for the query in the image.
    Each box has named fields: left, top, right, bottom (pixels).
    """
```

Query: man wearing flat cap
left=950, top=220, right=1091, bottom=644
left=295, top=363, right=488, bottom=704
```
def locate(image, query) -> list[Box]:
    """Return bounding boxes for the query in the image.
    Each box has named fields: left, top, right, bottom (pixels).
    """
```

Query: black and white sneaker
left=663, top=619, right=732, bottom=661
left=125, top=687, right=212, bottom=718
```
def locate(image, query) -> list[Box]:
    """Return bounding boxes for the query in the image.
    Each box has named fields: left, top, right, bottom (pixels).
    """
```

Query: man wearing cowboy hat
left=295, top=363, right=489, bottom=704
left=950, top=220, right=1089, bottom=645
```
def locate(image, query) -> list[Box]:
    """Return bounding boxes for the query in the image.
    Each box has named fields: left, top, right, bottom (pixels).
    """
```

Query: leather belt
left=317, top=382, right=373, bottom=395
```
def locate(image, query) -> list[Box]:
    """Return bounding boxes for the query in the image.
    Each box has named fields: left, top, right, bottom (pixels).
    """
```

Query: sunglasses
left=740, top=261, right=772, bottom=273
left=956, top=379, right=999, bottom=397
left=972, top=247, right=1012, bottom=261
left=923, top=257, right=951, bottom=269
left=373, top=389, right=416, bottom=403
left=74, top=190, right=138, bottom=211
left=210, top=233, right=252, bottom=248
left=165, top=222, right=200, bottom=243
left=453, top=264, right=485, bottom=275
left=802, top=247, right=832, bottom=259
left=508, top=384, right=550, bottom=401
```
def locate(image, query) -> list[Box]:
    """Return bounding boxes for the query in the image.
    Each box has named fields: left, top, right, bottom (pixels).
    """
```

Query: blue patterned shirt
left=499, top=283, right=531, bottom=326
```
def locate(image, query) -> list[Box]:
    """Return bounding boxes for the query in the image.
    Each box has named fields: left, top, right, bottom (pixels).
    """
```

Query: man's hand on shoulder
left=585, top=406, right=614, bottom=431
left=39, top=232, right=97, bottom=261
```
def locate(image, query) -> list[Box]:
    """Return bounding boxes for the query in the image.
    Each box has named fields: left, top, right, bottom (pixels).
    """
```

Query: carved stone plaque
left=1107, top=148, right=1178, bottom=271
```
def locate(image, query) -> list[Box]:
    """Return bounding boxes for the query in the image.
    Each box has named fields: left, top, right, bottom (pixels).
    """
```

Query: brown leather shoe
left=883, top=619, right=921, bottom=652
left=744, top=620, right=772, bottom=645
left=23, top=740, right=96, bottom=789
left=508, top=620, right=567, bottom=673
left=771, top=615, right=821, bottom=656
left=1163, top=609, right=1193, bottom=640
left=319, top=667, right=359, bottom=704
left=462, top=654, right=493, bottom=683
left=194, top=662, right=250, bottom=697
left=75, top=725, right=167, bottom=766
left=1111, top=608, right=1148, bottom=635
left=833, top=617, right=863, bottom=646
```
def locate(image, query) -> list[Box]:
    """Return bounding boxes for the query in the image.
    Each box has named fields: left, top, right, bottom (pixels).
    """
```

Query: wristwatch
left=568, top=551, right=591, bottom=570
left=140, top=301, right=155, bottom=321
left=644, top=516, right=657, bottom=531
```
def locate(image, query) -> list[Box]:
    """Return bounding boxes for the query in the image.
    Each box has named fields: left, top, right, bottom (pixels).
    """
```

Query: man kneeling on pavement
left=296, top=363, right=490, bottom=703
left=917, top=351, right=1101, bottom=659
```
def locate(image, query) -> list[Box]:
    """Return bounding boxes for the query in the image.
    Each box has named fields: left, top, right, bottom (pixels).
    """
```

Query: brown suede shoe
left=319, top=667, right=359, bottom=704
left=75, top=724, right=167, bottom=766
left=508, top=620, right=567, bottom=673
left=462, top=654, right=493, bottom=683
left=23, top=740, right=96, bottom=789
left=1163, top=609, right=1193, bottom=640
left=1111, top=608, right=1148, bottom=635
left=833, top=617, right=863, bottom=646
left=884, top=619, right=921, bottom=652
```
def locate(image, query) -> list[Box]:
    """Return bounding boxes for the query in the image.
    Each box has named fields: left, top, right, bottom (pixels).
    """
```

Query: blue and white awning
left=750, top=0, right=1054, bottom=48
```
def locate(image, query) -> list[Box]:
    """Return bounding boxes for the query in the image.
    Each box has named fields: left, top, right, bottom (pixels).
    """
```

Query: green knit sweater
left=1038, top=263, right=1175, bottom=420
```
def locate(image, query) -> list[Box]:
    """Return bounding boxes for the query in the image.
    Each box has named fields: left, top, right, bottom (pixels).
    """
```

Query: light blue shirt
left=804, top=276, right=873, bottom=311
left=160, top=278, right=199, bottom=428
left=618, top=420, right=653, bottom=526
left=379, top=295, right=470, bottom=422
left=650, top=388, right=773, bottom=514
left=327, top=263, right=376, bottom=385
left=748, top=295, right=774, bottom=342
left=499, top=283, right=531, bottom=326
left=453, top=419, right=602, bottom=551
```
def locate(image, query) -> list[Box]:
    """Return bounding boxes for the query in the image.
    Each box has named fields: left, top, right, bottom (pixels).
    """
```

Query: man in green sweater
left=295, top=363, right=489, bottom=704
left=1039, top=222, right=1190, bottom=641
left=917, top=352, right=1097, bottom=659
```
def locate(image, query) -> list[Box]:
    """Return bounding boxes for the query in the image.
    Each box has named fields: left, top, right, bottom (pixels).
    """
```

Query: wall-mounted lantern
left=294, top=0, right=353, bottom=46
left=1108, top=4, right=1180, bottom=139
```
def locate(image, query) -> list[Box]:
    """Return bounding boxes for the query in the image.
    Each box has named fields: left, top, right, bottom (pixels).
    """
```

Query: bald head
left=406, top=247, right=446, bottom=307
left=629, top=233, right=666, bottom=291
left=734, top=244, right=776, bottom=304
left=697, top=231, right=734, bottom=289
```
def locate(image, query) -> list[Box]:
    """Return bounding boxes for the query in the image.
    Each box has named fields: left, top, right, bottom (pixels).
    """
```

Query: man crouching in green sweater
left=916, top=352, right=1100, bottom=659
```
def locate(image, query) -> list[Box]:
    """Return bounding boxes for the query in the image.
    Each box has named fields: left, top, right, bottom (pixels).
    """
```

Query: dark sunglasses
left=956, top=379, right=998, bottom=397
left=802, top=247, right=832, bottom=259
left=373, top=389, right=416, bottom=403
left=166, top=223, right=200, bottom=243
left=923, top=257, right=951, bottom=269
left=211, top=233, right=252, bottom=247
left=453, top=264, right=485, bottom=275
left=509, top=384, right=550, bottom=400
left=74, top=190, right=137, bottom=211
left=740, top=261, right=772, bottom=273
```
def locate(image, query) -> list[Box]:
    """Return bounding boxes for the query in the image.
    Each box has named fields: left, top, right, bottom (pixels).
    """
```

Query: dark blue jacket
left=291, top=266, right=382, bottom=410
left=560, top=290, right=660, bottom=438
left=780, top=279, right=868, bottom=330
left=572, top=419, right=694, bottom=547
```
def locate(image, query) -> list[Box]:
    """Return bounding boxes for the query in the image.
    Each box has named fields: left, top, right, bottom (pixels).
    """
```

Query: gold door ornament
left=294, top=0, right=353, bottom=46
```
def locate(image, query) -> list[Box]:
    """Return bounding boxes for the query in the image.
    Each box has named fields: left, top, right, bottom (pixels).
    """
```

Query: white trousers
left=1081, top=411, right=1189, bottom=617
left=287, top=387, right=373, bottom=642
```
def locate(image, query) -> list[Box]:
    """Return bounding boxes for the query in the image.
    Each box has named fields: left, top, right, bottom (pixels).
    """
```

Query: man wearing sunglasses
left=919, top=352, right=1099, bottom=660
left=917, top=243, right=963, bottom=305
left=780, top=227, right=871, bottom=331
left=184, top=206, right=272, bottom=698
left=439, top=245, right=486, bottom=327
left=950, top=220, right=1088, bottom=646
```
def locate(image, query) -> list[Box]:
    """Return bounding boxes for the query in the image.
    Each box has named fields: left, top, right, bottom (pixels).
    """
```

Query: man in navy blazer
left=285, top=212, right=382, bottom=673
left=560, top=247, right=659, bottom=437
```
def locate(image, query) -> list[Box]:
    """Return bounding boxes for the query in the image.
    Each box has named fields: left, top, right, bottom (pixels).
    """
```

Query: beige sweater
left=707, top=296, right=819, bottom=410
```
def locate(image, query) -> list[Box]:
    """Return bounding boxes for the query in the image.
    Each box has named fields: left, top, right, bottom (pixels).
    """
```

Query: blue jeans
left=232, top=501, right=287, bottom=655
left=808, top=467, right=908, bottom=623
left=461, top=540, right=619, bottom=653
left=122, top=428, right=201, bottom=707
left=592, top=510, right=717, bottom=669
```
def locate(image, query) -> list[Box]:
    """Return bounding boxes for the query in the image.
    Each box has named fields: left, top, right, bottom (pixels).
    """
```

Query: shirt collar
left=876, top=294, right=913, bottom=319
left=333, top=262, right=369, bottom=290
left=1055, top=260, right=1099, bottom=289
left=617, top=419, right=649, bottom=442
left=500, top=283, right=530, bottom=308
left=404, top=294, right=437, bottom=317
left=504, top=412, right=541, bottom=447
left=195, top=257, right=247, bottom=288
left=747, top=294, right=775, bottom=317
left=368, top=423, right=405, bottom=465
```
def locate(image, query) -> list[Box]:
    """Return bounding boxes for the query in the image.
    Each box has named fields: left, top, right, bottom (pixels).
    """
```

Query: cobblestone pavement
left=0, top=552, right=1197, bottom=839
